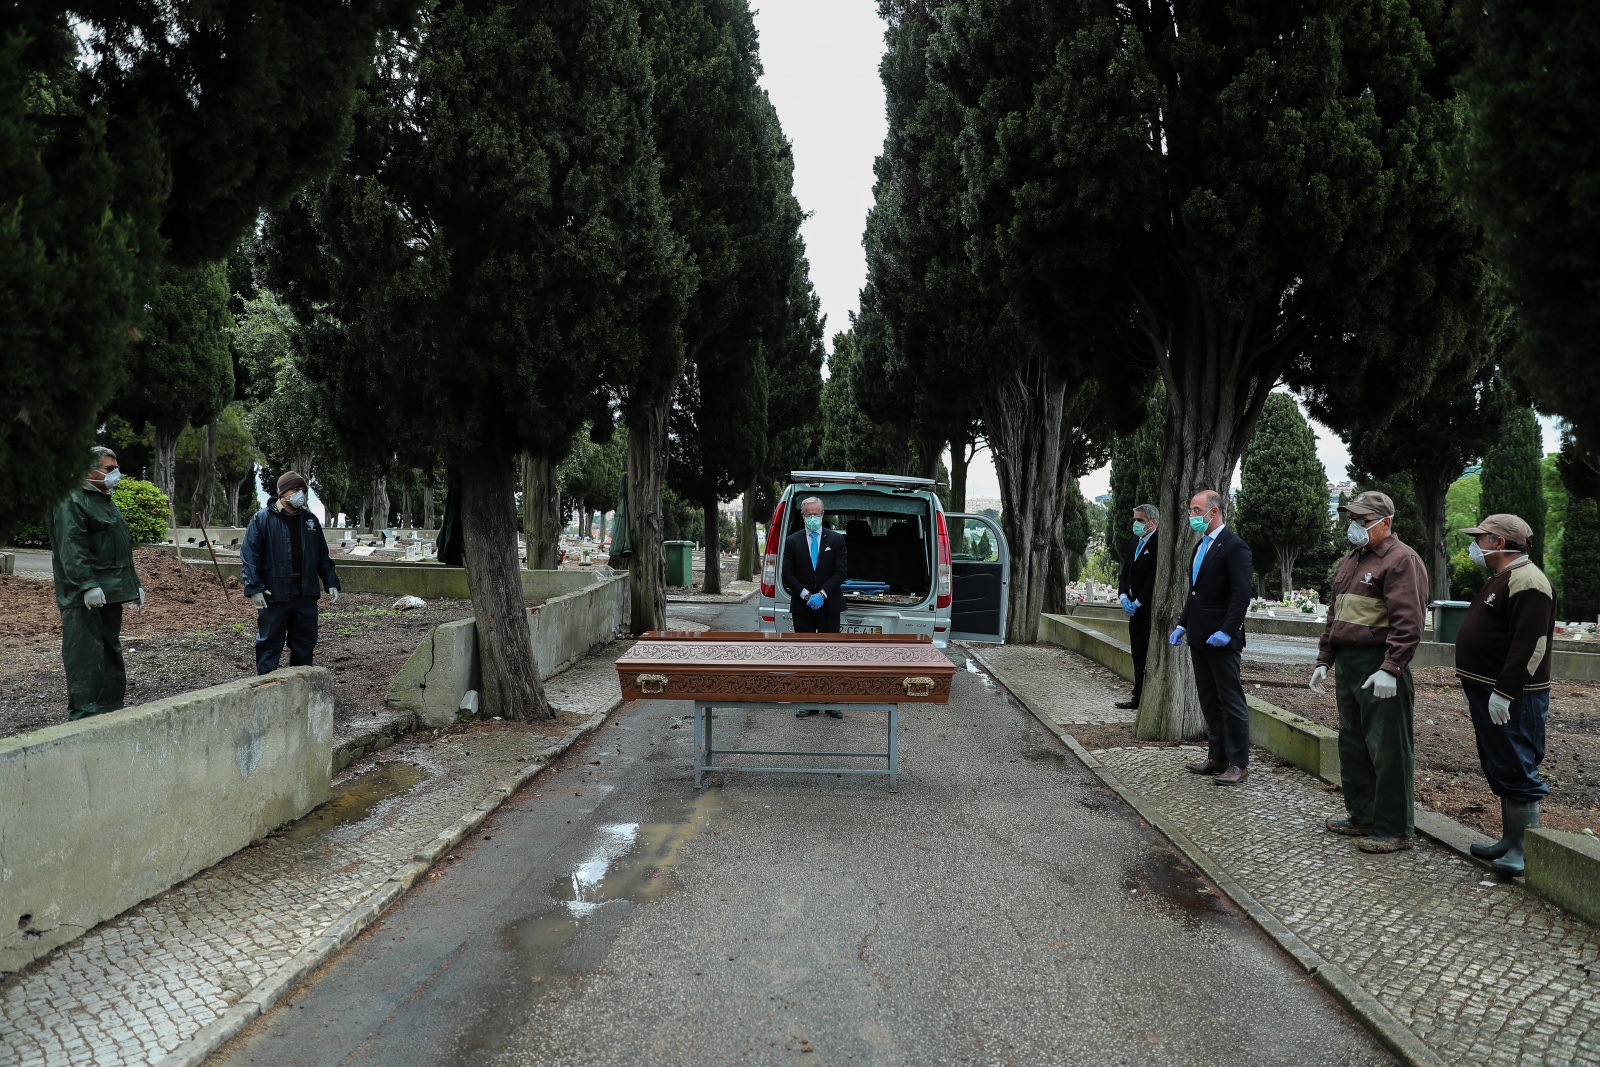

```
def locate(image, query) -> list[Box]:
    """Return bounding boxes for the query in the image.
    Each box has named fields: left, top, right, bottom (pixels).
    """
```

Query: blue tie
left=1192, top=535, right=1211, bottom=584
left=811, top=532, right=819, bottom=569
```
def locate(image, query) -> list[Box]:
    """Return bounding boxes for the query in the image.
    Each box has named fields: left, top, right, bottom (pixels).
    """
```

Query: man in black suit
left=1170, top=489, right=1255, bottom=785
left=1115, top=503, right=1159, bottom=710
left=781, top=495, right=849, bottom=717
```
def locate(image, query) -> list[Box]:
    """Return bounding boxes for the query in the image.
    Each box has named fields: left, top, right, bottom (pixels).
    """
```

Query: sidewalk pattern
left=0, top=649, right=624, bottom=1067
left=1096, top=747, right=1600, bottom=1067
left=974, top=643, right=1600, bottom=1067
left=964, top=642, right=1134, bottom=725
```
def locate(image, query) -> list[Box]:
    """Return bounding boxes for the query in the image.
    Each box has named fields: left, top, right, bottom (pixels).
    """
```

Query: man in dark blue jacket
left=241, top=471, right=342, bottom=674
left=1115, top=503, right=1159, bottom=710
left=1170, top=489, right=1254, bottom=784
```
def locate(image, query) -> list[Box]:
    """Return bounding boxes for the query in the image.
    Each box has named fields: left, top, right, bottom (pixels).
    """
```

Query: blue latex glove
left=1168, top=626, right=1186, bottom=646
left=1206, top=630, right=1231, bottom=648
left=807, top=593, right=824, bottom=610
left=1119, top=594, right=1136, bottom=616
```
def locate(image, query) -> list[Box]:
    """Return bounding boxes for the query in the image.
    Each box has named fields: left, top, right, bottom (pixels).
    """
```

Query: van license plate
left=841, top=625, right=883, bottom=635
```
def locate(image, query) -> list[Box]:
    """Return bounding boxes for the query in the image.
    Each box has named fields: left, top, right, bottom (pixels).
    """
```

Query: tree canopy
left=1234, top=395, right=1329, bottom=596
left=1481, top=405, right=1548, bottom=569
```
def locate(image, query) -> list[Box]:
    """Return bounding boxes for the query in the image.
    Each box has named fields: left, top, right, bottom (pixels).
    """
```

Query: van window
left=783, top=490, right=933, bottom=604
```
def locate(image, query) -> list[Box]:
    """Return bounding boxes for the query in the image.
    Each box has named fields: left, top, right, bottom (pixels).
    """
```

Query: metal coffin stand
left=692, top=701, right=900, bottom=792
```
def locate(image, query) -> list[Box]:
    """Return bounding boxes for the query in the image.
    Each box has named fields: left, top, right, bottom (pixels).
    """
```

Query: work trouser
left=61, top=602, right=126, bottom=719
left=1334, top=645, right=1415, bottom=838
left=1189, top=645, right=1250, bottom=769
left=1462, top=680, right=1550, bottom=804
left=256, top=594, right=320, bottom=674
left=1128, top=606, right=1151, bottom=703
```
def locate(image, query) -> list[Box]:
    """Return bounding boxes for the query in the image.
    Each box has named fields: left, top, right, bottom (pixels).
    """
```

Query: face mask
left=289, top=490, right=307, bottom=509
left=1132, top=521, right=1146, bottom=537
left=1468, top=542, right=1488, bottom=568
left=1188, top=515, right=1208, bottom=534
left=803, top=515, right=822, bottom=534
left=99, top=468, right=122, bottom=491
left=1346, top=519, right=1372, bottom=547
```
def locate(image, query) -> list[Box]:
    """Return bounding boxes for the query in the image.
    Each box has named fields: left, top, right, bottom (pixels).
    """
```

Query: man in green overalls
left=48, top=446, right=145, bottom=719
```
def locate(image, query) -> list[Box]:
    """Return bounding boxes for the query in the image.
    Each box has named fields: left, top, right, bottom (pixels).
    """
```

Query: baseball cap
left=1460, top=513, right=1533, bottom=547
left=1339, top=491, right=1395, bottom=518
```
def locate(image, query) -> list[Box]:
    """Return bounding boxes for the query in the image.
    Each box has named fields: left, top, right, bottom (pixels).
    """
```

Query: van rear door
left=946, top=514, right=1008, bottom=643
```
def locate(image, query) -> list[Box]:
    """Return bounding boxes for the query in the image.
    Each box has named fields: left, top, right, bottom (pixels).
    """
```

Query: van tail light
left=936, top=510, right=952, bottom=609
left=760, top=500, right=786, bottom=599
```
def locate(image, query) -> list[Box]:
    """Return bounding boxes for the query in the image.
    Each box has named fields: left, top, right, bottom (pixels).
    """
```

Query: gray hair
left=89, top=445, right=117, bottom=472
left=1134, top=503, right=1159, bottom=522
left=799, top=496, right=824, bottom=512
left=1196, top=489, right=1223, bottom=515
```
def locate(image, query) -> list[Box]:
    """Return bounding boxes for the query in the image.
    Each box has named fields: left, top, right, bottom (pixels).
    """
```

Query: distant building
left=1094, top=493, right=1113, bottom=506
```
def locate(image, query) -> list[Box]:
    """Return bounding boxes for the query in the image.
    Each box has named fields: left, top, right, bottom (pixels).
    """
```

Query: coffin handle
left=902, top=676, right=935, bottom=698
left=637, top=673, right=668, bottom=695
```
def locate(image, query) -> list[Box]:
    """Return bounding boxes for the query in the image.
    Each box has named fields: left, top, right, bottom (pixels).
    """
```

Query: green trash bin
left=1431, top=600, right=1471, bottom=643
left=665, top=540, right=695, bottom=587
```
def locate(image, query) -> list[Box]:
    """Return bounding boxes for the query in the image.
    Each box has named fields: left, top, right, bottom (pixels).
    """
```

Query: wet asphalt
left=212, top=600, right=1392, bottom=1067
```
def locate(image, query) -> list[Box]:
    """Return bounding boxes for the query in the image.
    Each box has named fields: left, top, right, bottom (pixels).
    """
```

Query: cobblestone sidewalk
left=972, top=644, right=1600, bottom=1067
left=0, top=646, right=626, bottom=1067
left=965, top=642, right=1134, bottom=725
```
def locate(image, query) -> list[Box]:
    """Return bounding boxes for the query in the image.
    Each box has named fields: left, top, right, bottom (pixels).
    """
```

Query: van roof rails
left=789, top=470, right=938, bottom=490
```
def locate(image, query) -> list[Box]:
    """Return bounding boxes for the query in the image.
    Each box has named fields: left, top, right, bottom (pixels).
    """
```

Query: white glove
left=329, top=588, right=340, bottom=604
left=83, top=587, right=106, bottom=609
left=1309, top=664, right=1328, bottom=694
left=250, top=592, right=268, bottom=610
left=1361, top=669, right=1398, bottom=699
left=1488, top=692, right=1512, bottom=726
left=135, top=587, right=146, bottom=612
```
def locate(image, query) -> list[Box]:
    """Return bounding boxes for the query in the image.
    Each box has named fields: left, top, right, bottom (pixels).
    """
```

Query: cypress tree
left=262, top=0, right=689, bottom=721
left=1107, top=384, right=1166, bottom=569
left=1561, top=496, right=1600, bottom=623
left=1234, top=395, right=1329, bottom=597
left=1481, top=406, right=1548, bottom=569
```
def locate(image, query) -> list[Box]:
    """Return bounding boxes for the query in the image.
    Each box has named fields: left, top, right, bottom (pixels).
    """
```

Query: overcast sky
left=751, top=1, right=1559, bottom=506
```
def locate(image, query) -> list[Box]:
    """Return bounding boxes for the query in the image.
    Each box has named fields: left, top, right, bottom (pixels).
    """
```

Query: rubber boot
left=1491, top=801, right=1540, bottom=877
left=1470, top=798, right=1513, bottom=860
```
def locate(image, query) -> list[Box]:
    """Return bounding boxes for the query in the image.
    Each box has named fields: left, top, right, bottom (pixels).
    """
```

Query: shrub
left=113, top=479, right=171, bottom=544
left=1450, top=548, right=1488, bottom=601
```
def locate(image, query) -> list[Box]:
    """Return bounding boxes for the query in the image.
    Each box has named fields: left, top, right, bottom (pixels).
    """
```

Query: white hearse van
left=757, top=470, right=1008, bottom=646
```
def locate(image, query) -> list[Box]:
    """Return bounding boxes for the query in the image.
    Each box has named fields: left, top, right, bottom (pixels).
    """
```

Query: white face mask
left=289, top=490, right=308, bottom=509
left=1469, top=542, right=1488, bottom=568
left=99, top=467, right=122, bottom=491
left=1346, top=518, right=1380, bottom=547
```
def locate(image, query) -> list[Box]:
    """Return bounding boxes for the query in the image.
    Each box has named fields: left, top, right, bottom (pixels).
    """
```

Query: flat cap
left=276, top=471, right=309, bottom=494
left=1339, top=490, right=1394, bottom=518
left=1460, top=513, right=1534, bottom=547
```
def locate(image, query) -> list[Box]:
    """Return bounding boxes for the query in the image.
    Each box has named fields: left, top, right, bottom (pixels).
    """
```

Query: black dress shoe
left=825, top=709, right=843, bottom=719
left=1113, top=699, right=1139, bottom=710
left=795, top=708, right=819, bottom=718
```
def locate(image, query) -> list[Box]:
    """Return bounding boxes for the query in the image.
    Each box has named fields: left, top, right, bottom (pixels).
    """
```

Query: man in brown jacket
left=1310, top=491, right=1428, bottom=853
left=1455, top=513, right=1556, bottom=877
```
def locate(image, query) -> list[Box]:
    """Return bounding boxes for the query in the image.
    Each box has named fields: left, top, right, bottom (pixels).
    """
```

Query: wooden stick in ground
left=196, top=518, right=231, bottom=598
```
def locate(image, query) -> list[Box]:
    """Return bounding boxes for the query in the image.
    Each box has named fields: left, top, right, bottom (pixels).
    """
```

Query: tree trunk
left=188, top=418, right=218, bottom=527
left=702, top=496, right=722, bottom=595
left=400, top=484, right=411, bottom=529
left=423, top=475, right=437, bottom=530
left=949, top=428, right=972, bottom=515
left=1415, top=469, right=1452, bottom=602
left=626, top=396, right=670, bottom=633
left=981, top=359, right=1068, bottom=644
left=1278, top=545, right=1299, bottom=596
left=737, top=481, right=758, bottom=582
left=227, top=469, right=250, bottom=527
left=521, top=453, right=561, bottom=569
left=1133, top=341, right=1275, bottom=741
left=152, top=425, right=181, bottom=502
left=291, top=451, right=315, bottom=485
left=372, top=475, right=389, bottom=534
left=459, top=449, right=550, bottom=721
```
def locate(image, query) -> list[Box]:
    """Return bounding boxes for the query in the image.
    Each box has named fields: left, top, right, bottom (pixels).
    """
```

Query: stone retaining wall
left=387, top=573, right=628, bottom=726
left=0, top=668, right=333, bottom=975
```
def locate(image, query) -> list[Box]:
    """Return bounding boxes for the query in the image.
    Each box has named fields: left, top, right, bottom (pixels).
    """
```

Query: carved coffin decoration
left=615, top=631, right=954, bottom=704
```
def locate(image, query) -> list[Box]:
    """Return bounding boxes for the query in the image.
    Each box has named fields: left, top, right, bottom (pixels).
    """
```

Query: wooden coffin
left=614, top=631, right=955, bottom=704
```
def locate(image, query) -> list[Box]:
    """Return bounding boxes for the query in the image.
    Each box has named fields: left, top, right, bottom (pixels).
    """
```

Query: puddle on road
left=449, top=790, right=721, bottom=1063
left=280, top=760, right=429, bottom=843
left=1121, top=851, right=1231, bottom=930
left=962, top=657, right=1002, bottom=691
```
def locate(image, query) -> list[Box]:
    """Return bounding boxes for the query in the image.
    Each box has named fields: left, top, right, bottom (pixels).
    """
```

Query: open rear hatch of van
left=784, top=488, right=934, bottom=606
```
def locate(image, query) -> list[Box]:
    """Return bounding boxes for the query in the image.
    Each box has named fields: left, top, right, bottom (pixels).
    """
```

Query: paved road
left=213, top=602, right=1391, bottom=1067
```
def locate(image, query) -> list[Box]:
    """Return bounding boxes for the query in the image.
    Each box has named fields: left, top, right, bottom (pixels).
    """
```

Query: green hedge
left=113, top=479, right=171, bottom=544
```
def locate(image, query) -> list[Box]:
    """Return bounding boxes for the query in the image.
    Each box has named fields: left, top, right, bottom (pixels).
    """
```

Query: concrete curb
left=158, top=692, right=626, bottom=1067
left=666, top=587, right=758, bottom=605
left=962, top=645, right=1447, bottom=1067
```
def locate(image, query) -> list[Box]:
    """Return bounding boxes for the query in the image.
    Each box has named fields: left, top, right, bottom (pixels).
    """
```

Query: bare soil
left=0, top=547, right=541, bottom=740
